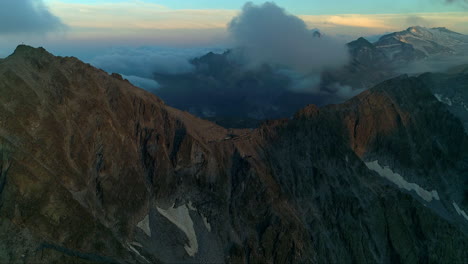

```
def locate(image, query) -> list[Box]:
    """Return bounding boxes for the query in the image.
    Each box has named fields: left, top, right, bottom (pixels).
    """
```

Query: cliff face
left=0, top=45, right=231, bottom=263
left=0, top=46, right=467, bottom=263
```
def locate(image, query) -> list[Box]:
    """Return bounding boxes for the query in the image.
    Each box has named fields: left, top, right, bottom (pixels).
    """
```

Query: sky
left=0, top=0, right=467, bottom=99
left=0, top=0, right=467, bottom=58
left=46, top=0, right=467, bottom=14
left=0, top=0, right=467, bottom=86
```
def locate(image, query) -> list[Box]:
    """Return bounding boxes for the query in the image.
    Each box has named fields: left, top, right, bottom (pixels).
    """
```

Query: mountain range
left=0, top=43, right=467, bottom=263
left=152, top=26, right=468, bottom=127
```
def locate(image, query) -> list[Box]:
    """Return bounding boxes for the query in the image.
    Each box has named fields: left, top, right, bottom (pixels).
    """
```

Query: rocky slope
left=304, top=75, right=468, bottom=225
left=419, top=67, right=468, bottom=132
left=0, top=45, right=467, bottom=263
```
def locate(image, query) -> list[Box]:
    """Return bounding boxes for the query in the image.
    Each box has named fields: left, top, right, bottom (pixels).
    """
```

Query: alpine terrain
left=0, top=45, right=467, bottom=263
left=153, top=27, right=468, bottom=127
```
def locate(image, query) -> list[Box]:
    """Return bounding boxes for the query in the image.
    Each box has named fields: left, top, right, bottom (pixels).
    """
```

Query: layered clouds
left=0, top=0, right=65, bottom=34
left=91, top=47, right=197, bottom=77
left=89, top=46, right=225, bottom=89
left=228, top=2, right=349, bottom=74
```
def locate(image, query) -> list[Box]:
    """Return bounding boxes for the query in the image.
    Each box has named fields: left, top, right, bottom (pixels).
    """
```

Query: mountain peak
left=348, top=37, right=373, bottom=47
left=406, top=26, right=427, bottom=34
left=405, top=26, right=463, bottom=36
left=11, top=44, right=51, bottom=58
left=431, top=27, right=463, bottom=35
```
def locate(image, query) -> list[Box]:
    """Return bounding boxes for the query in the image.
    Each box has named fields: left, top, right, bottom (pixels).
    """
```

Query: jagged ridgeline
left=0, top=45, right=467, bottom=263
left=152, top=26, right=468, bottom=127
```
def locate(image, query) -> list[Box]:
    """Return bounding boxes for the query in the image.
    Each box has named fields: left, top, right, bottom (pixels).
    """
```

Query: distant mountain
left=374, top=26, right=468, bottom=61
left=348, top=37, right=388, bottom=66
left=323, top=26, right=468, bottom=92
left=150, top=27, right=468, bottom=128
left=321, top=37, right=394, bottom=90
left=154, top=51, right=334, bottom=127
left=1, top=45, right=467, bottom=263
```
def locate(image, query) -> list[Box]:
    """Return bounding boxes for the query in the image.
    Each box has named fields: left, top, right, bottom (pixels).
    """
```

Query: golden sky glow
left=47, top=0, right=468, bottom=41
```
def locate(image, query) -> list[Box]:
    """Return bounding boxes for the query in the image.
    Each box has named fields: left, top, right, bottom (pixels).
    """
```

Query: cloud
left=0, top=0, right=65, bottom=34
left=121, top=75, right=160, bottom=91
left=300, top=13, right=468, bottom=38
left=28, top=1, right=468, bottom=45
left=322, top=15, right=390, bottom=29
left=228, top=2, right=349, bottom=74
left=405, top=16, right=433, bottom=27
left=276, top=69, right=321, bottom=93
left=398, top=53, right=468, bottom=74
left=90, top=47, right=195, bottom=77
left=89, top=46, right=224, bottom=87
left=327, top=83, right=365, bottom=99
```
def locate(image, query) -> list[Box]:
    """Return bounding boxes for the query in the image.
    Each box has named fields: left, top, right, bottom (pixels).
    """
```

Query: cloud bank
left=228, top=2, right=349, bottom=75
left=121, top=75, right=160, bottom=91
left=91, top=47, right=195, bottom=77
left=0, top=0, right=65, bottom=34
left=89, top=46, right=224, bottom=89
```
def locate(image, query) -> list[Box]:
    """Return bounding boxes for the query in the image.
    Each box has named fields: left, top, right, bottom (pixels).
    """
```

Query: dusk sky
left=1, top=0, right=467, bottom=76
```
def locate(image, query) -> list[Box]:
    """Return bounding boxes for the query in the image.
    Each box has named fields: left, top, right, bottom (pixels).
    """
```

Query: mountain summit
left=375, top=26, right=468, bottom=59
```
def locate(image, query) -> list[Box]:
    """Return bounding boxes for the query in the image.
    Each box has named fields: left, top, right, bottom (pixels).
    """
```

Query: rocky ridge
left=0, top=45, right=467, bottom=263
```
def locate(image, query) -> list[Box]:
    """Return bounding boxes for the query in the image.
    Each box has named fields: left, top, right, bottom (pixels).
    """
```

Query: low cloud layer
left=327, top=83, right=365, bottom=99
left=0, top=0, right=65, bottom=34
left=121, top=75, right=160, bottom=91
left=91, top=47, right=195, bottom=77
left=398, top=53, right=468, bottom=74
left=228, top=2, right=349, bottom=75
left=89, top=46, right=224, bottom=89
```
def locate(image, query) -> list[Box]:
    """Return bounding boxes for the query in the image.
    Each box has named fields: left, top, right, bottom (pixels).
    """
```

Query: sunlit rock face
left=0, top=46, right=467, bottom=263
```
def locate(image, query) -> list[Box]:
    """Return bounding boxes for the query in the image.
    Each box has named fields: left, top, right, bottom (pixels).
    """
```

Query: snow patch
left=366, top=160, right=440, bottom=202
left=137, top=214, right=151, bottom=237
left=202, top=214, right=212, bottom=232
left=453, top=202, right=468, bottom=221
left=462, top=102, right=468, bottom=112
left=187, top=201, right=196, bottom=211
left=127, top=243, right=150, bottom=263
left=131, top=242, right=143, bottom=248
left=434, top=94, right=453, bottom=106
left=157, top=204, right=198, bottom=257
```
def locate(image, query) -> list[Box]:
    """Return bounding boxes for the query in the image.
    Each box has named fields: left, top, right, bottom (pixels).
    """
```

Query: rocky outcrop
left=314, top=74, right=468, bottom=232
left=0, top=46, right=467, bottom=263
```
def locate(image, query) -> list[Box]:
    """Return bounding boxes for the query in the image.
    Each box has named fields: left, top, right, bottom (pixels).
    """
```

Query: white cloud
left=90, top=46, right=223, bottom=77
left=122, top=75, right=160, bottom=91
left=228, top=2, right=349, bottom=74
